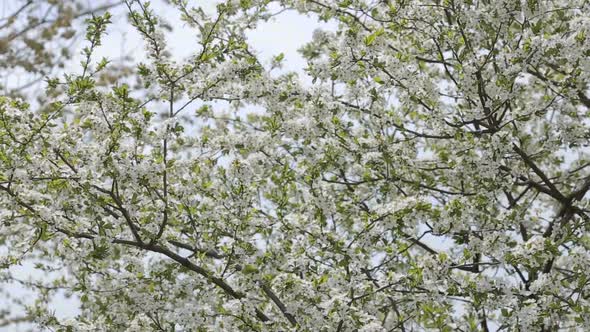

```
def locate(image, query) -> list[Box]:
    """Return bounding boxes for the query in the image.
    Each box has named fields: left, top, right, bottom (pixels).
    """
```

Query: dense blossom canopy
left=1, top=0, right=590, bottom=331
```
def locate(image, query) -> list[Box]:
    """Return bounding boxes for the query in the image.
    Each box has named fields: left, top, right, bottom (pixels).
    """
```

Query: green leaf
left=243, top=264, right=258, bottom=274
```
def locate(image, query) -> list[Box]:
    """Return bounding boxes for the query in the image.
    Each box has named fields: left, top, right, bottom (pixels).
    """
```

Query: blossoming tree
left=1, top=0, right=590, bottom=331
left=0, top=0, right=124, bottom=97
